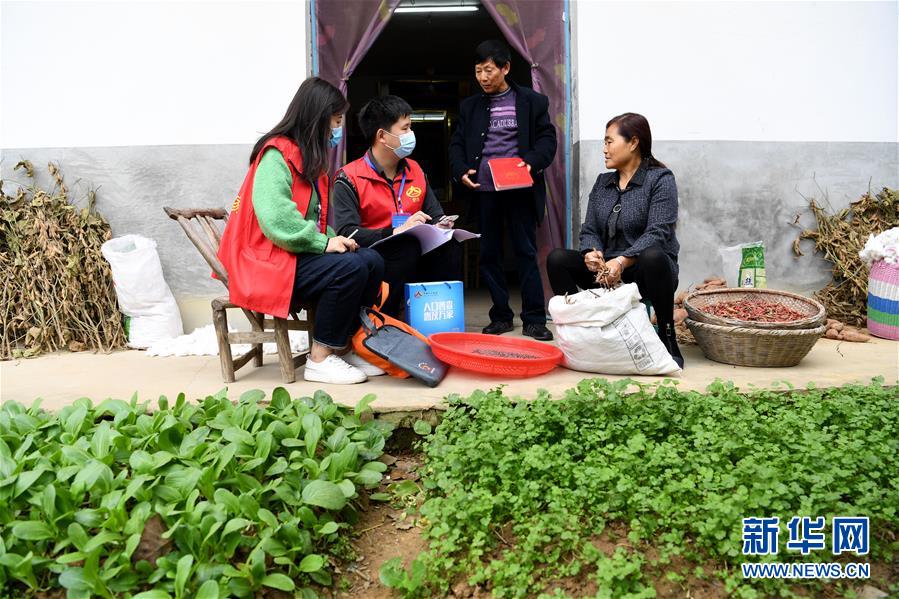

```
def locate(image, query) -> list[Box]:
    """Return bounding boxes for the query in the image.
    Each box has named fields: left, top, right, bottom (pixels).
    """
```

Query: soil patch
left=335, top=454, right=428, bottom=598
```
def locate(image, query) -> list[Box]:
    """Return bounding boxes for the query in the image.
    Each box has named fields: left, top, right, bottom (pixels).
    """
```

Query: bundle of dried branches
left=1, top=161, right=126, bottom=359
left=792, top=187, right=897, bottom=326
left=589, top=249, right=619, bottom=288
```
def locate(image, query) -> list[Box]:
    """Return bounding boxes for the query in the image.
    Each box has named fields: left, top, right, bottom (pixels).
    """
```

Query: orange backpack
left=352, top=283, right=429, bottom=378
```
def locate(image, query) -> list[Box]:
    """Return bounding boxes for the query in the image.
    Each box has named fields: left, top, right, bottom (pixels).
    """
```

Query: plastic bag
left=859, top=227, right=899, bottom=265
left=719, top=241, right=766, bottom=288
left=101, top=235, right=183, bottom=348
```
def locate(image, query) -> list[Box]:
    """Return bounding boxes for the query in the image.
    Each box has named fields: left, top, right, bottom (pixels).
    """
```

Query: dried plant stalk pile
left=793, top=187, right=897, bottom=326
left=1, top=161, right=126, bottom=359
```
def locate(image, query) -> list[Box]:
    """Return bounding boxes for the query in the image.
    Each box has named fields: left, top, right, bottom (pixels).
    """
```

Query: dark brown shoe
left=482, top=321, right=513, bottom=335
left=523, top=323, right=553, bottom=341
left=658, top=323, right=685, bottom=368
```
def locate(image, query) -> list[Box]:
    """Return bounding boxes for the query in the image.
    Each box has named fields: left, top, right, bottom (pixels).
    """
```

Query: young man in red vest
left=333, top=95, right=462, bottom=317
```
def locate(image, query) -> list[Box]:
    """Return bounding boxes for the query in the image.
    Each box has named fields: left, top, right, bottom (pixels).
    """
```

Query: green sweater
left=253, top=147, right=334, bottom=255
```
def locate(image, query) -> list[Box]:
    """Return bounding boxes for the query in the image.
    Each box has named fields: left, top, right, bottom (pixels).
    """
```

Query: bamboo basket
left=684, top=288, right=826, bottom=330
left=686, top=319, right=825, bottom=367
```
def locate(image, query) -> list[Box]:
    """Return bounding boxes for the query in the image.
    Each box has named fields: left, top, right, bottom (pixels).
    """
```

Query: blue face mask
left=329, top=126, right=343, bottom=148
left=384, top=130, right=416, bottom=158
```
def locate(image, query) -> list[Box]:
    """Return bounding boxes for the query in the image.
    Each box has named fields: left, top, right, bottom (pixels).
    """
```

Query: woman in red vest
left=218, top=77, right=385, bottom=384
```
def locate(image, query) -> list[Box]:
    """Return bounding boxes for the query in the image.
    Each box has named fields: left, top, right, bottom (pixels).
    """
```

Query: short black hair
left=357, top=95, right=413, bottom=145
left=474, top=39, right=511, bottom=68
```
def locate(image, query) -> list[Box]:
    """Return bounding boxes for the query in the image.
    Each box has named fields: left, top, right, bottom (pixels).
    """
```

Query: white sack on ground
left=100, top=235, right=182, bottom=348
left=548, top=283, right=681, bottom=376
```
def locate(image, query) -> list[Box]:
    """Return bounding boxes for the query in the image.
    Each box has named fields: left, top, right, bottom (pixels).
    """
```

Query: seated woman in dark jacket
left=546, top=112, right=683, bottom=367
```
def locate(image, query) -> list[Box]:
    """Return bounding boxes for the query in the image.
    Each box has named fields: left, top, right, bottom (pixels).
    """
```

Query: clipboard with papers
left=370, top=223, right=479, bottom=255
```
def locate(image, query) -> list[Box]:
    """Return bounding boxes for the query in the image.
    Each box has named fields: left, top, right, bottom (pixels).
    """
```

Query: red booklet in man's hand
left=488, top=157, right=534, bottom=191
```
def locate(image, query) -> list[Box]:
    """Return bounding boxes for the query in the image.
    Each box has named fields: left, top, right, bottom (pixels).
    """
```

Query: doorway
left=348, top=8, right=531, bottom=288
left=311, top=0, right=572, bottom=296
left=346, top=8, right=531, bottom=223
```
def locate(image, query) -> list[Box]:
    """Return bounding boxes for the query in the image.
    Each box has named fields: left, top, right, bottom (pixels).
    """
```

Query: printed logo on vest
left=231, top=196, right=241, bottom=212
left=406, top=185, right=422, bottom=199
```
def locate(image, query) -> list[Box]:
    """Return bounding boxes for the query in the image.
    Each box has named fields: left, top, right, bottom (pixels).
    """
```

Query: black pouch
left=358, top=308, right=448, bottom=387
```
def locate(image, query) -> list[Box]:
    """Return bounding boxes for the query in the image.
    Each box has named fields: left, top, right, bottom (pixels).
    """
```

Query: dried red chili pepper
left=472, top=348, right=539, bottom=359
left=704, top=300, right=806, bottom=323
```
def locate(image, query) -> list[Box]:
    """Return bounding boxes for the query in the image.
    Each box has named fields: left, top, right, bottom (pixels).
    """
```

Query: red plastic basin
left=428, top=332, right=563, bottom=377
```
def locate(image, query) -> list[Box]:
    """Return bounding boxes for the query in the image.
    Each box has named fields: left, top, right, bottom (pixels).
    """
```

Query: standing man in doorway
left=450, top=39, right=557, bottom=341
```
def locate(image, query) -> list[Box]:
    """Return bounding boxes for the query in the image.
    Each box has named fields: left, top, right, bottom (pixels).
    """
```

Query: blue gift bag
left=404, top=281, right=464, bottom=337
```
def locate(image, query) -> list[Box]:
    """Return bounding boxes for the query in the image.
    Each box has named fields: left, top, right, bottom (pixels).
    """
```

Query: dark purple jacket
left=449, top=81, right=557, bottom=223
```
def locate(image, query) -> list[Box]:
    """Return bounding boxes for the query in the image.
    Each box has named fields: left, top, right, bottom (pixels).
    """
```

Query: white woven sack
left=101, top=235, right=183, bottom=348
left=548, top=283, right=680, bottom=375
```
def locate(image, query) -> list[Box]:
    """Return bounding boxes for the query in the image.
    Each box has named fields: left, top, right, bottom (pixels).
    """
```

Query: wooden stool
left=164, top=207, right=314, bottom=383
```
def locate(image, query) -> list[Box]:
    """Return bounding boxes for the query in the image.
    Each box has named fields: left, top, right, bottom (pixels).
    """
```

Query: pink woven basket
left=867, top=260, right=899, bottom=340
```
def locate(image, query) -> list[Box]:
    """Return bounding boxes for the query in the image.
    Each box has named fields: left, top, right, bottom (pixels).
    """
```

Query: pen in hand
left=341, top=228, right=360, bottom=252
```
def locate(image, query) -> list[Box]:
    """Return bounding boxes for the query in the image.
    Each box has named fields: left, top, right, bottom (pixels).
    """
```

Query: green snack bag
left=739, top=242, right=766, bottom=288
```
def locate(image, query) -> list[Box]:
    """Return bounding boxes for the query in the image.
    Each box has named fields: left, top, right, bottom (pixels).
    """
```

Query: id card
left=392, top=213, right=411, bottom=228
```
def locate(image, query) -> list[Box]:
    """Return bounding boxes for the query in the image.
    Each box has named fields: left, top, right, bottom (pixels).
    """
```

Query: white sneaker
left=304, top=354, right=368, bottom=384
left=343, top=351, right=387, bottom=377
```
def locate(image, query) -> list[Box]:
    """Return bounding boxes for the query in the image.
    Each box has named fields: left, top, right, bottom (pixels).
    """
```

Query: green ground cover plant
left=0, top=388, right=391, bottom=598
left=385, top=378, right=898, bottom=598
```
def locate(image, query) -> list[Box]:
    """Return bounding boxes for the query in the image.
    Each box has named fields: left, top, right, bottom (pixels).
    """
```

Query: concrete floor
left=2, top=292, right=897, bottom=413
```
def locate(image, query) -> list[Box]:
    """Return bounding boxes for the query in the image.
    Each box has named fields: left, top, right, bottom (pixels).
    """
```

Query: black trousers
left=373, top=236, right=463, bottom=318
left=478, top=190, right=546, bottom=325
left=546, top=246, right=677, bottom=327
left=290, top=248, right=384, bottom=349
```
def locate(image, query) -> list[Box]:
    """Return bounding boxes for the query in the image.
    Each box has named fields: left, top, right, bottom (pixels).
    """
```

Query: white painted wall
left=574, top=0, right=898, bottom=143
left=4, top=1, right=896, bottom=148
left=1, top=1, right=308, bottom=149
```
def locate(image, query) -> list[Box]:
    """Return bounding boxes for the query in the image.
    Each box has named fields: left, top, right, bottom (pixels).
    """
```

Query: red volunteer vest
left=217, top=136, right=329, bottom=318
left=339, top=155, right=427, bottom=229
